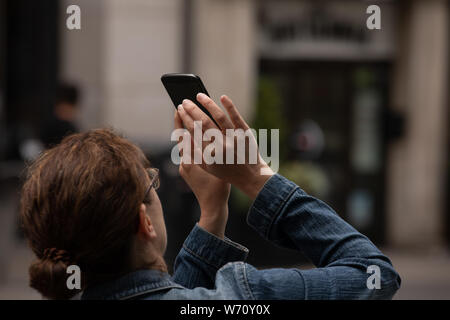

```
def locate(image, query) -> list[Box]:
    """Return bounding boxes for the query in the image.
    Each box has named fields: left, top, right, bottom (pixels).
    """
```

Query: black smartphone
left=161, top=73, right=220, bottom=128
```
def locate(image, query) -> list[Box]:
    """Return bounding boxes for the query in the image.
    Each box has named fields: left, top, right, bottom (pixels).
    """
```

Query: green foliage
left=278, top=161, right=330, bottom=198
left=252, top=76, right=288, bottom=162
left=353, top=67, right=375, bottom=89
left=231, top=77, right=331, bottom=210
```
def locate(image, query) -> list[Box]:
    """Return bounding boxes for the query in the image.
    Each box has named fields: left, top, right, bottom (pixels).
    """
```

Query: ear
left=138, top=204, right=157, bottom=240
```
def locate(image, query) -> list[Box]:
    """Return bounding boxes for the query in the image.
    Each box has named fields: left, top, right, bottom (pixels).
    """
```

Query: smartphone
left=161, top=73, right=220, bottom=128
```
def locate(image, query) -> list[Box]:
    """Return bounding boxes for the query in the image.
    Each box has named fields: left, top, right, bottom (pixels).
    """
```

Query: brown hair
left=20, top=128, right=152, bottom=299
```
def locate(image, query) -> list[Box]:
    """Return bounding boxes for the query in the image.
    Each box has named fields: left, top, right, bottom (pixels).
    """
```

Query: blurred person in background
left=41, top=83, right=79, bottom=148
left=19, top=94, right=400, bottom=300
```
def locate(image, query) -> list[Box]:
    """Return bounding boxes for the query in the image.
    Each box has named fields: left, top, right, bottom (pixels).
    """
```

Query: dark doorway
left=2, top=0, right=59, bottom=160
left=258, top=60, right=391, bottom=245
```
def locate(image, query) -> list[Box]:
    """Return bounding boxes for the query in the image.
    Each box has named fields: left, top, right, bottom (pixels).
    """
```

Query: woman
left=20, top=94, right=400, bottom=299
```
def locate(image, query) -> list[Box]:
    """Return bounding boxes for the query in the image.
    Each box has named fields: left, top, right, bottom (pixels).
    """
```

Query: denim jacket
left=82, top=174, right=401, bottom=300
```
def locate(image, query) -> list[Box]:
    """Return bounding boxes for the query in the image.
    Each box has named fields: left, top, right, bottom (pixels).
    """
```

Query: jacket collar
left=81, top=269, right=182, bottom=300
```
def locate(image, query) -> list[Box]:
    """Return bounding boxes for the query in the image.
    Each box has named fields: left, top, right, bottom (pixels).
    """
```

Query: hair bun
left=42, top=248, right=72, bottom=264
left=29, top=248, right=79, bottom=299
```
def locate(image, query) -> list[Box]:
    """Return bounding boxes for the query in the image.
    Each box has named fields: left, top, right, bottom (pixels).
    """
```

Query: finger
left=174, top=109, right=184, bottom=130
left=193, top=141, right=205, bottom=167
left=174, top=110, right=184, bottom=148
left=220, top=95, right=249, bottom=130
left=189, top=131, right=197, bottom=164
left=182, top=99, right=216, bottom=131
left=179, top=162, right=192, bottom=179
left=180, top=136, right=204, bottom=170
left=177, top=129, right=187, bottom=159
left=181, top=131, right=195, bottom=164
left=175, top=109, right=187, bottom=158
left=183, top=99, right=220, bottom=154
left=197, top=93, right=234, bottom=130
left=177, top=105, right=195, bottom=136
left=180, top=160, right=191, bottom=171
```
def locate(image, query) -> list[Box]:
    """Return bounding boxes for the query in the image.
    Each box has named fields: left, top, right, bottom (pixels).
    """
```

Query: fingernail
left=178, top=105, right=184, bottom=112
left=183, top=100, right=194, bottom=110
left=197, top=93, right=207, bottom=101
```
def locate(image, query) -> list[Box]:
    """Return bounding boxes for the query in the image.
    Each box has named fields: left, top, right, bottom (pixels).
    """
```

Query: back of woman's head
left=20, top=128, right=151, bottom=299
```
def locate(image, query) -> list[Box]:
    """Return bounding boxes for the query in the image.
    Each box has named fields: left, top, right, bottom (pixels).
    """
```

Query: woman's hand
left=175, top=111, right=230, bottom=239
left=176, top=94, right=274, bottom=200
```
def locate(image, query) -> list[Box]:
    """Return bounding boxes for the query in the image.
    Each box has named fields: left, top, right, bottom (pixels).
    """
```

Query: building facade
left=0, top=0, right=447, bottom=250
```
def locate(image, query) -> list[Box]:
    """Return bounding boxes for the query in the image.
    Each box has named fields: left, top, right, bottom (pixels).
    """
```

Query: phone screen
left=164, top=81, right=206, bottom=108
left=161, top=74, right=219, bottom=128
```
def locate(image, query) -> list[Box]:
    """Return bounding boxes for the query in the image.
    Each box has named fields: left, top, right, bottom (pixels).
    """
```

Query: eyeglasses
left=143, top=168, right=160, bottom=202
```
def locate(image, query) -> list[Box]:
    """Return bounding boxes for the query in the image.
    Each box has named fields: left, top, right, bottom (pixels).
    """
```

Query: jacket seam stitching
left=293, top=269, right=308, bottom=300
left=241, top=263, right=256, bottom=300
left=119, top=284, right=182, bottom=300
left=265, top=186, right=299, bottom=239
left=182, top=244, right=221, bottom=269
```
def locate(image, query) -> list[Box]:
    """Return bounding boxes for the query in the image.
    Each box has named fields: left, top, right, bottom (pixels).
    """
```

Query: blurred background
left=0, top=0, right=449, bottom=299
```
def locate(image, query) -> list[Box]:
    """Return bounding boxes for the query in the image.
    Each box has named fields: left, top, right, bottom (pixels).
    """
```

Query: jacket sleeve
left=171, top=224, right=249, bottom=289
left=244, top=174, right=401, bottom=299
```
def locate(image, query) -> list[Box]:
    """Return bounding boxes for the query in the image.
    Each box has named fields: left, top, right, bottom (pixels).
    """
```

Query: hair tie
left=42, top=248, right=72, bottom=264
